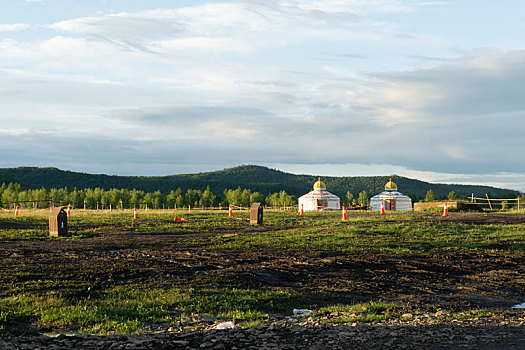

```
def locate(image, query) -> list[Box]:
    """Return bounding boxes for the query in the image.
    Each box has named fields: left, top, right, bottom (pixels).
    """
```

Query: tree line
left=0, top=183, right=298, bottom=209
left=1, top=165, right=519, bottom=202
left=423, top=189, right=525, bottom=204
left=2, top=180, right=523, bottom=210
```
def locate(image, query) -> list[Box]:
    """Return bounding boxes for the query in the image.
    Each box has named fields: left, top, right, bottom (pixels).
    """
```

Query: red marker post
left=442, top=201, right=449, bottom=216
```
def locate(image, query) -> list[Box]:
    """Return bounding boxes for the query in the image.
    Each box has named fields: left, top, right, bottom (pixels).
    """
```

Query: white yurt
left=370, top=178, right=412, bottom=212
left=298, top=178, right=341, bottom=212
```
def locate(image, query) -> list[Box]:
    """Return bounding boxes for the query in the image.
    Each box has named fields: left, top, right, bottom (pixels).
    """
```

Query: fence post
left=485, top=194, right=493, bottom=210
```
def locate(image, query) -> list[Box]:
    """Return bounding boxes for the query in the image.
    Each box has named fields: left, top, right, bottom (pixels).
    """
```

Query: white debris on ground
left=213, top=321, right=235, bottom=329
left=512, top=302, right=525, bottom=309
left=293, top=309, right=312, bottom=315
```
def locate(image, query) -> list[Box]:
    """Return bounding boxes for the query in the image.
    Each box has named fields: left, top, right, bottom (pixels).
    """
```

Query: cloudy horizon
left=1, top=1, right=524, bottom=191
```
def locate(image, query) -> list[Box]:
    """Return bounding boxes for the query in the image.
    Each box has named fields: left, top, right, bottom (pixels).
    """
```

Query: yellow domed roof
left=313, top=177, right=326, bottom=190
left=385, top=178, right=397, bottom=190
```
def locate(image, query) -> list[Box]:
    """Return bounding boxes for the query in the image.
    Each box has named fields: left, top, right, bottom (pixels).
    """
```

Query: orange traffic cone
left=380, top=201, right=385, bottom=215
left=342, top=205, right=347, bottom=220
left=174, top=216, right=188, bottom=222
left=134, top=207, right=138, bottom=219
left=299, top=203, right=304, bottom=215
left=15, top=206, right=19, bottom=216
left=67, top=204, right=71, bottom=216
left=442, top=201, right=448, bottom=216
left=228, top=204, right=233, bottom=217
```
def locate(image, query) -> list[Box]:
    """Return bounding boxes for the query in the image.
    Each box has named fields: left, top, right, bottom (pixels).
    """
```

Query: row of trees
left=0, top=182, right=298, bottom=209
left=345, top=190, right=369, bottom=206
left=344, top=189, right=460, bottom=206
left=346, top=189, right=525, bottom=206
left=423, top=190, right=458, bottom=202
left=2, top=181, right=523, bottom=210
left=424, top=189, right=525, bottom=204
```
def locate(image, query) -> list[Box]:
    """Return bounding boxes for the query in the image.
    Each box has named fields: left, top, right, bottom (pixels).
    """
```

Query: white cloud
left=0, top=128, right=30, bottom=136
left=51, top=13, right=182, bottom=36
left=440, top=146, right=469, bottom=161
left=359, top=50, right=525, bottom=121
left=0, top=36, right=115, bottom=60
left=151, top=37, right=251, bottom=52
left=0, top=24, right=29, bottom=32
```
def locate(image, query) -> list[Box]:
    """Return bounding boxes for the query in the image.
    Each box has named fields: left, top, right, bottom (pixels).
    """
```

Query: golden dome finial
left=385, top=178, right=397, bottom=191
left=313, top=177, right=326, bottom=190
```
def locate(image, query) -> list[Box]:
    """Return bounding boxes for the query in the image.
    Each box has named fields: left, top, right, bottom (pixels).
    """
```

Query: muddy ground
left=1, top=212, right=525, bottom=348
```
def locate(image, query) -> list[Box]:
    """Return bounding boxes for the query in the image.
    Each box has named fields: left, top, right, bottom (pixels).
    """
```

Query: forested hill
left=0, top=165, right=519, bottom=200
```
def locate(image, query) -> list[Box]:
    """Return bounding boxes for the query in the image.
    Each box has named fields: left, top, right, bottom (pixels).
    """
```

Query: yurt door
left=385, top=199, right=396, bottom=211
left=316, top=199, right=327, bottom=211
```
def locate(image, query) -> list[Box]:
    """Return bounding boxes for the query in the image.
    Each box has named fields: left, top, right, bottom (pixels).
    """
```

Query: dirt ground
left=2, top=212, right=525, bottom=308
left=1, top=211, right=525, bottom=348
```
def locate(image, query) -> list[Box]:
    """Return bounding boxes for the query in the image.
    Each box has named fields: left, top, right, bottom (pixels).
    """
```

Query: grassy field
left=1, top=209, right=525, bottom=335
left=2, top=209, right=524, bottom=252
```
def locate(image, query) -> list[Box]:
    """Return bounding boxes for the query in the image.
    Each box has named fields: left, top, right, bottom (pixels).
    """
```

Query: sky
left=1, top=0, right=524, bottom=191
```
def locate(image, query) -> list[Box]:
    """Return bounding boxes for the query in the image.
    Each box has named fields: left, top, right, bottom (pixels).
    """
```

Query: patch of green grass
left=236, top=319, right=267, bottom=328
left=315, top=301, right=403, bottom=324
left=4, top=210, right=523, bottom=253
left=315, top=301, right=402, bottom=316
left=330, top=313, right=392, bottom=324
left=0, top=285, right=325, bottom=334
left=200, top=219, right=525, bottom=253
left=446, top=310, right=496, bottom=320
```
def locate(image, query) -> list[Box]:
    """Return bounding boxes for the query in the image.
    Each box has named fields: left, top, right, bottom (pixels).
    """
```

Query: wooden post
left=485, top=194, right=493, bottom=210
left=110, top=203, right=112, bottom=212
left=518, top=197, right=520, bottom=210
left=84, top=200, right=86, bottom=210
left=96, top=201, right=99, bottom=210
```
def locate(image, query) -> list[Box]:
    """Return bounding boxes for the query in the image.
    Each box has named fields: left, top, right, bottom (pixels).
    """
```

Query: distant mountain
left=0, top=165, right=519, bottom=200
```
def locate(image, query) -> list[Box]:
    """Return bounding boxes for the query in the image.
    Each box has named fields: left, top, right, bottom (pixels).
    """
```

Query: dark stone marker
left=250, top=203, right=263, bottom=225
left=49, top=207, right=68, bottom=237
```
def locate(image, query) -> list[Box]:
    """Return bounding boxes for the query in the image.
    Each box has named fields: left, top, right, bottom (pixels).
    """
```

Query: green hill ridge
left=0, top=165, right=520, bottom=201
